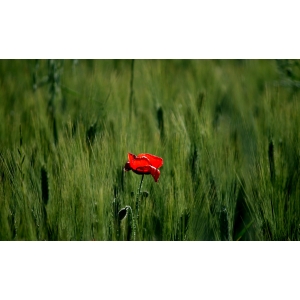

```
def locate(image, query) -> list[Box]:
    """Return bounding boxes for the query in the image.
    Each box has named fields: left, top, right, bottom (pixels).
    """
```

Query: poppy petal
left=128, top=153, right=151, bottom=170
left=137, top=153, right=163, bottom=169
left=135, top=166, right=160, bottom=181
left=124, top=161, right=132, bottom=171
left=135, top=166, right=152, bottom=174
left=126, top=153, right=163, bottom=182
left=149, top=167, right=160, bottom=182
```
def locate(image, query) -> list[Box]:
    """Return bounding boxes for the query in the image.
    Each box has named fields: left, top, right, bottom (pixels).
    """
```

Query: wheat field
left=0, top=59, right=299, bottom=241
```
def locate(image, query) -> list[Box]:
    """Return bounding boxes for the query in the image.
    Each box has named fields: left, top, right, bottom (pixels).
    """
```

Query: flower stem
left=135, top=174, right=144, bottom=223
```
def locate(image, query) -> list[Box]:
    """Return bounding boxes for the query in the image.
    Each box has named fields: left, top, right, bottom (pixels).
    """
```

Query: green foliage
left=0, top=59, right=299, bottom=240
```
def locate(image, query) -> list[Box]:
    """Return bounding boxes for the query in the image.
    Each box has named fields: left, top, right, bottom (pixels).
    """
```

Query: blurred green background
left=0, top=59, right=299, bottom=241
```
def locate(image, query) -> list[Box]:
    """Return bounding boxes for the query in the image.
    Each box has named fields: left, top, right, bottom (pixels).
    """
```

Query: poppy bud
left=118, top=208, right=127, bottom=221
left=142, top=191, right=149, bottom=198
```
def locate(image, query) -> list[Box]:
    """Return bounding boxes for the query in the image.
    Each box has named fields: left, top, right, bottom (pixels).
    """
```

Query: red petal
left=124, top=161, right=132, bottom=171
left=135, top=166, right=152, bottom=174
left=128, top=153, right=150, bottom=170
left=135, top=166, right=160, bottom=182
left=137, top=153, right=163, bottom=169
left=150, top=167, right=160, bottom=182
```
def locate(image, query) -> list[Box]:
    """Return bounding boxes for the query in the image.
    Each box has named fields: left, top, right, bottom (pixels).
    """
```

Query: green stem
left=135, top=174, right=144, bottom=223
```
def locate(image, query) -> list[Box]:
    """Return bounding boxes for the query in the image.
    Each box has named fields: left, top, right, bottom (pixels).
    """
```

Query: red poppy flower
left=124, top=153, right=163, bottom=182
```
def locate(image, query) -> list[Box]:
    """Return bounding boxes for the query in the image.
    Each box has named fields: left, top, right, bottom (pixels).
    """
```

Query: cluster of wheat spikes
left=0, top=59, right=300, bottom=241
